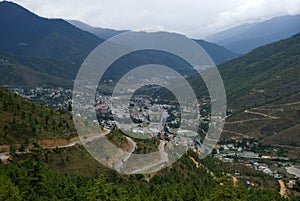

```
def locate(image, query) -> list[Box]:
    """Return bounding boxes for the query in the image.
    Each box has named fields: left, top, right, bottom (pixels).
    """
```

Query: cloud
left=10, top=0, right=242, bottom=37
left=207, top=0, right=300, bottom=33
left=9, top=0, right=300, bottom=38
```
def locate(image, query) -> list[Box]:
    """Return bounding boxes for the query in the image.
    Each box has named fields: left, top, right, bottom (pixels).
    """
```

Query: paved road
left=272, top=144, right=300, bottom=148
left=130, top=141, right=168, bottom=174
left=114, top=137, right=136, bottom=171
left=286, top=166, right=300, bottom=178
left=0, top=152, right=9, bottom=158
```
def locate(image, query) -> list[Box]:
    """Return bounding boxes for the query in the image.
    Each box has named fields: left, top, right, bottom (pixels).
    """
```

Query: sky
left=9, top=0, right=300, bottom=38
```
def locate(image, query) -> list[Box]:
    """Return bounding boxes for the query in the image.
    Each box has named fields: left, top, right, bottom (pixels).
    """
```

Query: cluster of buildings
left=8, top=86, right=72, bottom=109
left=244, top=161, right=280, bottom=177
left=213, top=138, right=300, bottom=181
left=95, top=94, right=207, bottom=149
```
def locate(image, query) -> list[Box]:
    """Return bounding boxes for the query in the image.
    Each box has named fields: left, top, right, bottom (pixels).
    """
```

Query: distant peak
left=0, top=1, right=34, bottom=13
left=1, top=1, right=23, bottom=7
left=0, top=0, right=43, bottom=21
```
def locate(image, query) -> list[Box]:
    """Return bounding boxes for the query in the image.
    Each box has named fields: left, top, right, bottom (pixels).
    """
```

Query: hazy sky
left=10, top=0, right=300, bottom=38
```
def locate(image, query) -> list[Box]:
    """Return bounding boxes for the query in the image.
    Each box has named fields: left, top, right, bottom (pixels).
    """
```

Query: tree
left=0, top=175, right=22, bottom=201
left=86, top=175, right=128, bottom=201
left=3, top=125, right=8, bottom=138
left=68, top=101, right=72, bottom=112
left=22, top=140, right=46, bottom=197
left=209, top=177, right=246, bottom=201
left=9, top=143, right=16, bottom=159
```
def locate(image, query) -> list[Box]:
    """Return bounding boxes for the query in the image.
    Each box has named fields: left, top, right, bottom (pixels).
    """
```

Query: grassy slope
left=43, top=145, right=283, bottom=197
left=0, top=88, right=76, bottom=145
left=221, top=34, right=300, bottom=146
left=187, top=33, right=300, bottom=146
left=220, top=33, right=300, bottom=110
left=189, top=33, right=300, bottom=108
left=224, top=103, right=300, bottom=146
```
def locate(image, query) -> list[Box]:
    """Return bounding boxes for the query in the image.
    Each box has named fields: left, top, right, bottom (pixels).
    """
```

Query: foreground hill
left=0, top=143, right=289, bottom=200
left=0, top=88, right=75, bottom=145
left=206, top=15, right=300, bottom=54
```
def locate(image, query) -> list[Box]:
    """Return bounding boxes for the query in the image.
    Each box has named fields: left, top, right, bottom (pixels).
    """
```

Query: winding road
left=0, top=129, right=111, bottom=160
left=130, top=141, right=168, bottom=174
left=114, top=137, right=136, bottom=171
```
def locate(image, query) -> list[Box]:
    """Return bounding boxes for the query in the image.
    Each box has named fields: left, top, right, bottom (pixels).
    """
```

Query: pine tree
left=86, top=175, right=128, bottom=201
left=0, top=175, right=22, bottom=201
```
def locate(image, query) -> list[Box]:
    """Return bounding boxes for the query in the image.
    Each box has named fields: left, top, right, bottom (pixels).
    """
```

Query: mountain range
left=206, top=14, right=300, bottom=54
left=0, top=1, right=102, bottom=65
left=0, top=1, right=239, bottom=87
left=67, top=19, right=126, bottom=40
left=68, top=19, right=239, bottom=65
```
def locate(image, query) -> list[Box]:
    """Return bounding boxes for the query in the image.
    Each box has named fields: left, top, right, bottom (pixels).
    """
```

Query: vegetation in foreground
left=1, top=142, right=296, bottom=201
left=0, top=88, right=75, bottom=146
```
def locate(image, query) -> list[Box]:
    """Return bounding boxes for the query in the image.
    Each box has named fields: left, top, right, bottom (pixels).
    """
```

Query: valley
left=0, top=1, right=299, bottom=200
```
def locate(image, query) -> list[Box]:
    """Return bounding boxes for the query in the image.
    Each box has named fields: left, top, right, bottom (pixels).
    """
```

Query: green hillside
left=0, top=144, right=290, bottom=201
left=220, top=33, right=300, bottom=146
left=221, top=33, right=300, bottom=109
left=184, top=33, right=300, bottom=146
left=0, top=51, right=72, bottom=87
left=189, top=33, right=300, bottom=109
left=0, top=1, right=102, bottom=65
left=0, top=88, right=75, bottom=145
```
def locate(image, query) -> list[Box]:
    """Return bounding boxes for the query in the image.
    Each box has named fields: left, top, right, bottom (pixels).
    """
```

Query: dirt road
left=278, top=179, right=288, bottom=198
